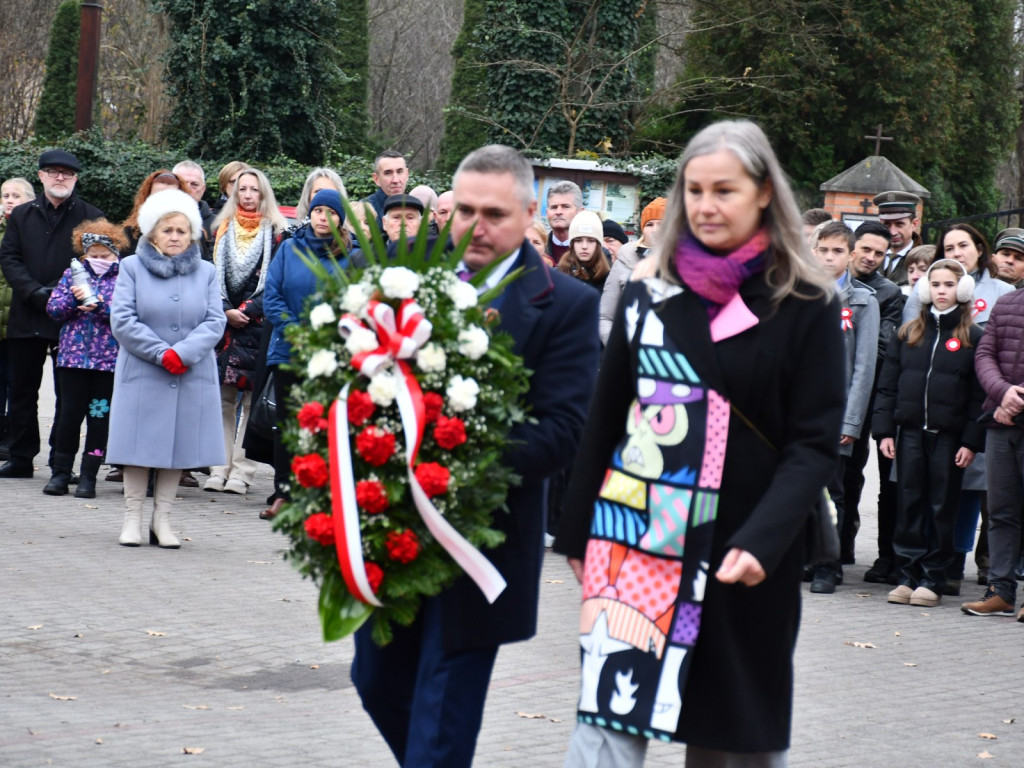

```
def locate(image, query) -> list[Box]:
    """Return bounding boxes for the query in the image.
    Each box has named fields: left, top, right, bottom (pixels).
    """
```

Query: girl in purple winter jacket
left=43, top=219, right=128, bottom=498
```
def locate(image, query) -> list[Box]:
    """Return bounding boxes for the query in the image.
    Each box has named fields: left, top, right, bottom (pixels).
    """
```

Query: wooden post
left=75, top=2, right=103, bottom=132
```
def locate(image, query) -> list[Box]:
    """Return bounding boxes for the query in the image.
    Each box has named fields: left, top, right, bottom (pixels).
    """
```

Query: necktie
left=456, top=267, right=474, bottom=282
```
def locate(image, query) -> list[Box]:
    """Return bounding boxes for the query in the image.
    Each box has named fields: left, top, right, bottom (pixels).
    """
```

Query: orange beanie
left=641, top=197, right=667, bottom=230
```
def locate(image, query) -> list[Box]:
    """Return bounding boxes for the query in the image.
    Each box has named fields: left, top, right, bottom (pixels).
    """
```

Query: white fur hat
left=138, top=188, right=203, bottom=241
left=568, top=209, right=603, bottom=243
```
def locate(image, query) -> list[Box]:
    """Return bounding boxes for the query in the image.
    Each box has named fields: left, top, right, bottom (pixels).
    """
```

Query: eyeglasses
left=42, top=168, right=77, bottom=179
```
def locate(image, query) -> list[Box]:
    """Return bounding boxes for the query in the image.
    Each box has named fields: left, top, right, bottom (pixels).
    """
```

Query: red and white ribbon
left=973, top=298, right=987, bottom=318
left=840, top=307, right=853, bottom=332
left=329, top=300, right=507, bottom=606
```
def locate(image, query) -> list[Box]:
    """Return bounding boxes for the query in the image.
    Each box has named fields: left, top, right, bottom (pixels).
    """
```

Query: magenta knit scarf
left=673, top=228, right=770, bottom=318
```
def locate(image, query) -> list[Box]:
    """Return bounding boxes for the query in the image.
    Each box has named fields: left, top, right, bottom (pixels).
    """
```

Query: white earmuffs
left=916, top=258, right=976, bottom=305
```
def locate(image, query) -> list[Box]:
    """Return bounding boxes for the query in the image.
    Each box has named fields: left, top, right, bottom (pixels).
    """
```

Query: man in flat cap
left=0, top=149, right=104, bottom=478
left=381, top=193, right=424, bottom=243
left=992, top=228, right=1024, bottom=289
left=873, top=190, right=921, bottom=285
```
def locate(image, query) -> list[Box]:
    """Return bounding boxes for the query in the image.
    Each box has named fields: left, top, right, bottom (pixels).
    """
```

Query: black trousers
left=894, top=428, right=964, bottom=592
left=6, top=337, right=59, bottom=467
left=845, top=431, right=898, bottom=564
left=271, top=364, right=300, bottom=499
left=53, top=368, right=114, bottom=457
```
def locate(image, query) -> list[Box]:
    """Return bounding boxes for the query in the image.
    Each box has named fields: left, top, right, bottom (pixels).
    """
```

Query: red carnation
left=304, top=512, right=335, bottom=546
left=385, top=529, right=421, bottom=564
left=297, top=402, right=328, bottom=433
left=347, top=390, right=376, bottom=426
left=365, top=562, right=384, bottom=593
left=356, top=479, right=389, bottom=515
left=433, top=415, right=467, bottom=451
left=414, top=462, right=450, bottom=498
left=422, top=392, right=443, bottom=424
left=356, top=426, right=396, bottom=466
left=292, top=453, right=329, bottom=488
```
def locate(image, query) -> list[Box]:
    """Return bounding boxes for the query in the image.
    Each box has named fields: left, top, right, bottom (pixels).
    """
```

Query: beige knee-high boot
left=150, top=468, right=181, bottom=548
left=119, top=467, right=149, bottom=546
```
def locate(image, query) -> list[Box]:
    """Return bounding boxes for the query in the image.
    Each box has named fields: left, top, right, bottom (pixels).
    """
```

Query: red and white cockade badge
left=840, top=307, right=853, bottom=332
left=947, top=338, right=961, bottom=352
left=973, top=298, right=987, bottom=318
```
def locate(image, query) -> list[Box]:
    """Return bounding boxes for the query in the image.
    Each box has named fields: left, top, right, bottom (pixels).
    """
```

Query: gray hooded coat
left=106, top=239, right=227, bottom=469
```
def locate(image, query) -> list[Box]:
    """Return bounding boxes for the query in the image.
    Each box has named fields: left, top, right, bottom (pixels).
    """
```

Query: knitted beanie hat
left=138, top=189, right=203, bottom=241
left=602, top=218, right=628, bottom=245
left=641, top=197, right=667, bottom=230
left=568, top=210, right=603, bottom=244
left=309, top=189, right=346, bottom=226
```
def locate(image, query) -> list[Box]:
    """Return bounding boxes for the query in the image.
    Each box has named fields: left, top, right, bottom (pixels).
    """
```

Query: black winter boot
left=42, top=452, right=75, bottom=496
left=75, top=453, right=103, bottom=499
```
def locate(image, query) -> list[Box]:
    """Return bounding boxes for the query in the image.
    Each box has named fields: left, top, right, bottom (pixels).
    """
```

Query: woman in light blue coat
left=107, top=189, right=226, bottom=548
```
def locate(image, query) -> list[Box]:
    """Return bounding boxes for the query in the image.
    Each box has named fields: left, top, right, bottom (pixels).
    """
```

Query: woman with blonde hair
left=555, top=119, right=843, bottom=767
left=207, top=168, right=286, bottom=495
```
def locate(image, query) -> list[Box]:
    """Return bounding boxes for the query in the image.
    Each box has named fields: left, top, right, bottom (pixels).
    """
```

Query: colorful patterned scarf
left=673, top=228, right=770, bottom=318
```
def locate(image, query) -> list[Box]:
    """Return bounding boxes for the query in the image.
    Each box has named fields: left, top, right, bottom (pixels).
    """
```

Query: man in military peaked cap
left=873, top=190, right=921, bottom=286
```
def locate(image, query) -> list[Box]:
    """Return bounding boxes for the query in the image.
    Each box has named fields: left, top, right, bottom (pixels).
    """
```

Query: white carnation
left=446, top=374, right=480, bottom=412
left=416, top=343, right=447, bottom=373
left=446, top=280, right=478, bottom=310
left=457, top=326, right=489, bottom=360
left=309, top=303, right=336, bottom=330
left=307, top=349, right=338, bottom=378
left=379, top=267, right=421, bottom=299
left=367, top=371, right=399, bottom=406
left=341, top=283, right=371, bottom=314
left=345, top=326, right=380, bottom=355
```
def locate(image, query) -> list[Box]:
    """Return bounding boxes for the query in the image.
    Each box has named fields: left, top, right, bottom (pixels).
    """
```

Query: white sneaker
left=223, top=477, right=248, bottom=495
left=203, top=475, right=226, bottom=492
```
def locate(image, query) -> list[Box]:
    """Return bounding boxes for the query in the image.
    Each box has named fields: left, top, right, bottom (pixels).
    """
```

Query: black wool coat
left=872, top=305, right=985, bottom=451
left=0, top=193, right=104, bottom=340
left=555, top=272, right=845, bottom=752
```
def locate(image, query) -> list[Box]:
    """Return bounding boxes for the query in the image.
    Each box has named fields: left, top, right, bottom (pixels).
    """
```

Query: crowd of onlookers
left=803, top=197, right=1024, bottom=618
left=0, top=147, right=654, bottom=544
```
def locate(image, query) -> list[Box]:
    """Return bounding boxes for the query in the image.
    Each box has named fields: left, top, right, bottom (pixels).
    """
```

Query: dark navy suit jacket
left=440, top=240, right=601, bottom=651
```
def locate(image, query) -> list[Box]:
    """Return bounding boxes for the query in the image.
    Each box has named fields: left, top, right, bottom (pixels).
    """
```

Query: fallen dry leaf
left=549, top=717, right=562, bottom=723
left=145, top=630, right=166, bottom=637
left=1002, top=718, right=1015, bottom=724
left=979, top=733, right=998, bottom=740
left=183, top=537, right=192, bottom=542
left=226, top=706, right=244, bottom=711
left=515, top=711, right=546, bottom=719
left=894, top=631, right=901, bottom=637
left=222, top=510, right=237, bottom=515
left=49, top=693, right=75, bottom=701
left=855, top=593, right=871, bottom=598
left=904, top=663, right=918, bottom=667
left=101, top=670, right=110, bottom=675
left=28, top=625, right=43, bottom=630
left=27, top=728, right=37, bottom=735
left=843, top=641, right=876, bottom=649
left=95, top=737, right=103, bottom=745
left=545, top=579, right=564, bottom=584
left=182, top=704, right=210, bottom=710
left=247, top=560, right=273, bottom=565
left=978, top=750, right=994, bottom=759
left=84, top=505, right=98, bottom=510
left=182, top=747, right=205, bottom=755
left=73, top=633, right=83, bottom=638
left=309, top=665, right=319, bottom=669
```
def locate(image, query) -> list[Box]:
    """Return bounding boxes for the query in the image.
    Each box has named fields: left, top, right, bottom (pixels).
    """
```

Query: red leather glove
left=161, top=349, right=188, bottom=375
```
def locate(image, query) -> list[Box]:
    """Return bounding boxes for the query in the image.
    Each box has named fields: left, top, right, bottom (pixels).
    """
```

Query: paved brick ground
left=2, top=384, right=1023, bottom=766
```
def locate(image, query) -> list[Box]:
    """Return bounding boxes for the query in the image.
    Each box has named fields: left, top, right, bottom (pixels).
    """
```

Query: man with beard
left=843, top=221, right=906, bottom=581
left=0, top=150, right=104, bottom=477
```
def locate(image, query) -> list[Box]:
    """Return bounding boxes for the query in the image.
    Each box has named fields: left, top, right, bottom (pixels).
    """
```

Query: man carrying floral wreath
left=350, top=144, right=602, bottom=767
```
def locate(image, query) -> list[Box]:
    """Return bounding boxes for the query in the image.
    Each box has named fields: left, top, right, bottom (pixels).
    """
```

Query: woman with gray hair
left=555, top=119, right=844, bottom=767
left=107, top=189, right=226, bottom=547
left=207, top=168, right=286, bottom=495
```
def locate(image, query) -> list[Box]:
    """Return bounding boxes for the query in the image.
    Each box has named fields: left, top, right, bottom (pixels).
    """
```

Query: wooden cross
left=864, top=124, right=893, bottom=156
